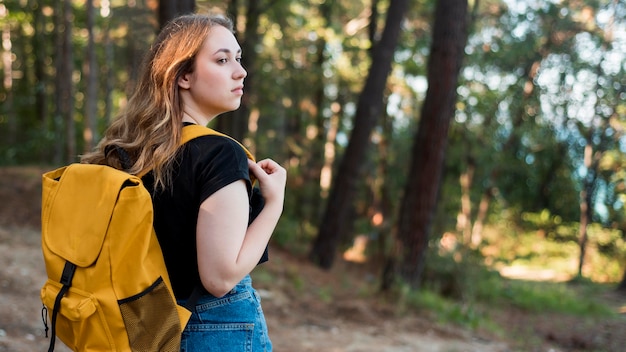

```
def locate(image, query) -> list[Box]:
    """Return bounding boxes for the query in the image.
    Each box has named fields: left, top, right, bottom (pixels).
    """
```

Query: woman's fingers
left=248, top=159, right=286, bottom=203
left=248, top=159, right=286, bottom=179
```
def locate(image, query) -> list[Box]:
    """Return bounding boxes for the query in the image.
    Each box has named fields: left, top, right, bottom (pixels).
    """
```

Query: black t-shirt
left=143, top=133, right=252, bottom=299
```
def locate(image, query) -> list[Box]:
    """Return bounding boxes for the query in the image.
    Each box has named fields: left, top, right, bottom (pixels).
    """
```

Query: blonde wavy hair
left=81, top=14, right=234, bottom=189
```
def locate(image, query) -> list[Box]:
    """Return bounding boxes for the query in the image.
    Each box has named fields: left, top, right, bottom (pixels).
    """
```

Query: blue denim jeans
left=178, top=275, right=272, bottom=352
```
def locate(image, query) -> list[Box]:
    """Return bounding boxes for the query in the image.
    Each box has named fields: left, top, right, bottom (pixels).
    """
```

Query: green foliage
left=480, top=216, right=626, bottom=283
left=316, top=286, right=333, bottom=303
left=272, top=213, right=317, bottom=255
left=521, top=209, right=578, bottom=242
left=394, top=247, right=617, bottom=333
left=421, top=249, right=491, bottom=300
left=503, top=279, right=615, bottom=316
left=589, top=224, right=625, bottom=257
left=402, top=288, right=485, bottom=329
left=0, top=121, right=58, bottom=166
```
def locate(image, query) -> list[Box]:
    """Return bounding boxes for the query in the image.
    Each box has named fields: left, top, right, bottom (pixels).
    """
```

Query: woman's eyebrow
left=213, top=48, right=242, bottom=55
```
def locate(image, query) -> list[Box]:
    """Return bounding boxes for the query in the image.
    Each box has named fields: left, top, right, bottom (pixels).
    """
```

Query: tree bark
left=53, top=0, right=75, bottom=164
left=103, top=23, right=114, bottom=125
left=393, top=0, right=469, bottom=288
left=83, top=0, right=98, bottom=153
left=310, top=0, right=410, bottom=269
left=63, top=0, right=75, bottom=162
left=158, top=0, right=195, bottom=29
left=302, top=1, right=332, bottom=227
left=31, top=0, right=48, bottom=142
left=577, top=136, right=601, bottom=279
left=471, top=188, right=493, bottom=247
left=617, top=265, right=626, bottom=292
left=1, top=5, right=15, bottom=147
left=577, top=167, right=593, bottom=277
left=458, top=158, right=474, bottom=245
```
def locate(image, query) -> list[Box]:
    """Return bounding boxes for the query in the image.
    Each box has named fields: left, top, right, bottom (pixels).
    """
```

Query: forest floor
left=0, top=166, right=625, bottom=352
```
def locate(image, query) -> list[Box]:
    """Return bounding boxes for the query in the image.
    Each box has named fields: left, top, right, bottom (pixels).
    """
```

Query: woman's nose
left=235, top=64, right=247, bottom=79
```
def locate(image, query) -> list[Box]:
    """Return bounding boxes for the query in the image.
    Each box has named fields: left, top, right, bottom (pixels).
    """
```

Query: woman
left=82, top=13, right=285, bottom=351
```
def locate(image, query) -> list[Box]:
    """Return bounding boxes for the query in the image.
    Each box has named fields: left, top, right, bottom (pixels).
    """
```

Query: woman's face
left=178, top=25, right=247, bottom=121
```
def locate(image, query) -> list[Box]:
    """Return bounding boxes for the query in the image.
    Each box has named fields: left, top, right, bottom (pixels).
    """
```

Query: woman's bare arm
left=196, top=159, right=286, bottom=297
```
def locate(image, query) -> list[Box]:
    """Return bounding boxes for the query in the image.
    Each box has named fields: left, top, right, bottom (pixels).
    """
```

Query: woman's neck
left=181, top=110, right=211, bottom=126
left=181, top=113, right=200, bottom=125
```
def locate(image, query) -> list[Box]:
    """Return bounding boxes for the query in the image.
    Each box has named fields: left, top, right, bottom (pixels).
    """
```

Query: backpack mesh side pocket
left=118, top=277, right=182, bottom=352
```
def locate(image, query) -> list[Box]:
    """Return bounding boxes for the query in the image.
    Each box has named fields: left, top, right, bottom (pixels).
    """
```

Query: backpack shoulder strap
left=181, top=124, right=255, bottom=162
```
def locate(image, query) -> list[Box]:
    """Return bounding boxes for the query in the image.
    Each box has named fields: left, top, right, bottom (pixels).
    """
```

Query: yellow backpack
left=40, top=125, right=254, bottom=351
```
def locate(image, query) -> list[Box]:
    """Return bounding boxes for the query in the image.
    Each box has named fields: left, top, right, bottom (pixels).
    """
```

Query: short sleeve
left=185, top=135, right=252, bottom=204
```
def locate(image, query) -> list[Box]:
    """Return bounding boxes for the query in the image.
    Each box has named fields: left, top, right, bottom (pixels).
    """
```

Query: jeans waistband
left=179, top=275, right=253, bottom=307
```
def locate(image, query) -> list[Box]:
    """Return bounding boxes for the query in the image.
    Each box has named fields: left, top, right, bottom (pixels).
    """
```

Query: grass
left=393, top=242, right=621, bottom=338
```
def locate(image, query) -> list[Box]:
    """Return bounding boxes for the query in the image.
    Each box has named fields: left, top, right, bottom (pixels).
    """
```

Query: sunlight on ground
left=498, top=265, right=571, bottom=282
left=341, top=230, right=613, bottom=288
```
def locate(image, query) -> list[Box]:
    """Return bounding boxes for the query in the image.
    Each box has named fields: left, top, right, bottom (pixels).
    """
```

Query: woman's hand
left=248, top=159, right=286, bottom=206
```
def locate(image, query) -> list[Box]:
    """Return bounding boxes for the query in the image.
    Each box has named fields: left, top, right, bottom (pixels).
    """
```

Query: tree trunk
left=103, top=23, right=114, bottom=125
left=83, top=0, right=98, bottom=153
left=0, top=5, right=15, bottom=147
left=63, top=0, right=75, bottom=162
left=368, top=0, right=380, bottom=52
left=158, top=0, right=195, bottom=29
left=310, top=0, right=410, bottom=269
left=577, top=172, right=593, bottom=278
left=320, top=97, right=343, bottom=199
left=53, top=0, right=74, bottom=164
left=393, top=0, right=469, bottom=289
left=577, top=122, right=601, bottom=278
left=578, top=46, right=614, bottom=278
left=31, top=0, right=48, bottom=143
left=303, top=1, right=332, bottom=226
left=458, top=158, right=474, bottom=245
left=470, top=187, right=493, bottom=247
left=617, top=265, right=626, bottom=292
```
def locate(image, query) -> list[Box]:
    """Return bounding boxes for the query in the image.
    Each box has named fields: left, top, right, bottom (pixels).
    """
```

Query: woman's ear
left=178, top=73, right=191, bottom=89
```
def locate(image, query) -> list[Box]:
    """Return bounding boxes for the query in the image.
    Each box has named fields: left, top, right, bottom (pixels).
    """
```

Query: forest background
left=1, top=0, right=626, bottom=350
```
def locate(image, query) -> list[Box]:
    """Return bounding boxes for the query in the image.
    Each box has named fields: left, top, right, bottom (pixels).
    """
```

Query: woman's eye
left=217, top=58, right=228, bottom=64
left=236, top=57, right=242, bottom=63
